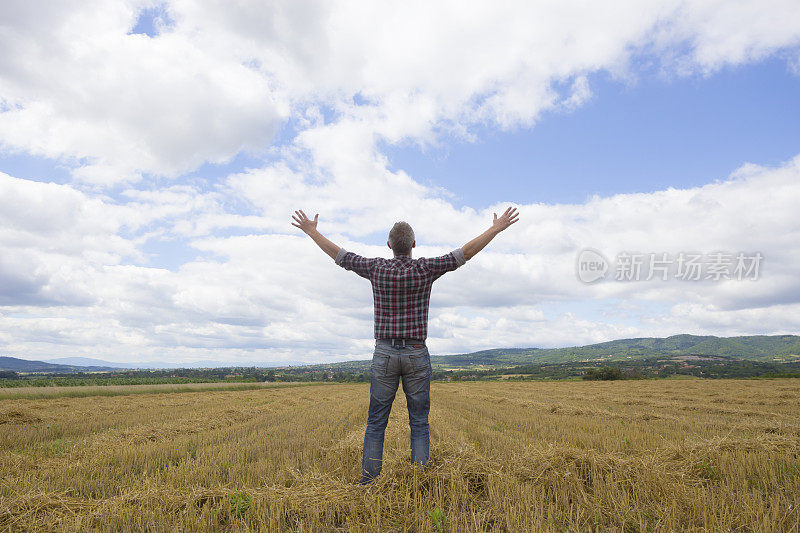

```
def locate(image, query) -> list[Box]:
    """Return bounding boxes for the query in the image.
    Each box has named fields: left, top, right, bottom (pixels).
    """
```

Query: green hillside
left=305, top=334, right=800, bottom=372
left=431, top=334, right=800, bottom=368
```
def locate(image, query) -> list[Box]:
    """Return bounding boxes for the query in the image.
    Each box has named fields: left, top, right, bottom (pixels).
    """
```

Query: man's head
left=387, top=221, right=415, bottom=257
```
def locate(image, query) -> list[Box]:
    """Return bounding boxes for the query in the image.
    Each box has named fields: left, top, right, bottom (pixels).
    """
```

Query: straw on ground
left=1, top=379, right=798, bottom=531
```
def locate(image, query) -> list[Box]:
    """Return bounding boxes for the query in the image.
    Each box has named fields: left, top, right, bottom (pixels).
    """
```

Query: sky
left=1, top=0, right=800, bottom=366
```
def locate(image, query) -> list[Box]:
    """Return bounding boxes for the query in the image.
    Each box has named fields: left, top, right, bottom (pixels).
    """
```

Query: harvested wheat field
left=1, top=378, right=799, bottom=531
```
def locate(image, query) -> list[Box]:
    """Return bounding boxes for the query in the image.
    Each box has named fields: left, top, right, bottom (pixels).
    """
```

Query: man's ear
left=412, top=240, right=416, bottom=249
left=387, top=240, right=392, bottom=249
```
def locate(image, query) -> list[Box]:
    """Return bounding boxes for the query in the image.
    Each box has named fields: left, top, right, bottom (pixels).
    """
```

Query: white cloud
left=3, top=152, right=800, bottom=363
left=0, top=0, right=288, bottom=184
left=2, top=1, right=799, bottom=184
left=1, top=1, right=800, bottom=364
left=656, top=0, right=800, bottom=73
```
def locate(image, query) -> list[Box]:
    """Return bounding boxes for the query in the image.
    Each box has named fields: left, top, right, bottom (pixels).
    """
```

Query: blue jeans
left=361, top=340, right=432, bottom=483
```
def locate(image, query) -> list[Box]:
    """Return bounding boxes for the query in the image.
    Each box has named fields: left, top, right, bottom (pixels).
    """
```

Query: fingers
left=294, top=209, right=314, bottom=225
left=497, top=206, right=517, bottom=218
left=494, top=207, right=520, bottom=226
left=498, top=206, right=519, bottom=228
left=293, top=210, right=320, bottom=230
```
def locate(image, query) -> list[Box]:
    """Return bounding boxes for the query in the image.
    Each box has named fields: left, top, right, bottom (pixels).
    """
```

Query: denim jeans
left=361, top=340, right=432, bottom=483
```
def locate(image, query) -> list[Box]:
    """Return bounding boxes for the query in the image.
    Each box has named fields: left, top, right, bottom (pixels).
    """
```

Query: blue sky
left=1, top=1, right=800, bottom=365
left=8, top=54, right=796, bottom=267
left=6, top=54, right=798, bottom=209
left=129, top=3, right=173, bottom=37
left=385, top=58, right=800, bottom=207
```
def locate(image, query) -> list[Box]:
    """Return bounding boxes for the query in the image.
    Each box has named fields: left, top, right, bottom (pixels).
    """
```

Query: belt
left=376, top=338, right=425, bottom=347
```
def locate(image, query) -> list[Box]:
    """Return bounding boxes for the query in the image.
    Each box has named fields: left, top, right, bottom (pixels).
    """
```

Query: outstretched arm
left=291, top=210, right=340, bottom=261
left=462, top=207, right=519, bottom=261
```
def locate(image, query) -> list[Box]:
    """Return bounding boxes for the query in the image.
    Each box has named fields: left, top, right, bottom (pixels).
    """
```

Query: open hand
left=291, top=210, right=319, bottom=235
left=492, top=206, right=519, bottom=232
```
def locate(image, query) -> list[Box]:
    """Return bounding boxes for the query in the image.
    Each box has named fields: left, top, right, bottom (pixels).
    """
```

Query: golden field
left=1, top=378, right=799, bottom=532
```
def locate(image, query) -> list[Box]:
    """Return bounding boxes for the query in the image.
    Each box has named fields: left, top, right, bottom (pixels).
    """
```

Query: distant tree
left=582, top=366, right=623, bottom=381
left=431, top=371, right=448, bottom=381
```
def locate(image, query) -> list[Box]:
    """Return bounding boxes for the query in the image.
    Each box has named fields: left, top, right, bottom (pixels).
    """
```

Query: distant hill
left=316, top=334, right=800, bottom=371
left=0, top=356, right=304, bottom=372
left=544, top=334, right=800, bottom=362
left=431, top=334, right=800, bottom=367
left=39, top=357, right=220, bottom=370
left=3, top=335, right=798, bottom=373
left=44, top=357, right=135, bottom=368
left=0, top=357, right=88, bottom=372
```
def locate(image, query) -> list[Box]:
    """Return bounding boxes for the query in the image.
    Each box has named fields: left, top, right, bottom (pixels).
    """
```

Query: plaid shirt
left=335, top=247, right=466, bottom=340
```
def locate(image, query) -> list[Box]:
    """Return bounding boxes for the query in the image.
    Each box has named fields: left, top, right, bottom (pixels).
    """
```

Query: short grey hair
left=388, top=221, right=415, bottom=255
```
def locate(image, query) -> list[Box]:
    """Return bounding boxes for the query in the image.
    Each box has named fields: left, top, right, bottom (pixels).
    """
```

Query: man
left=291, top=207, right=519, bottom=484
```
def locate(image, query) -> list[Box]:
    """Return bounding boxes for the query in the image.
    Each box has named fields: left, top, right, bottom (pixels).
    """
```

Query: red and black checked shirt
left=335, top=247, right=466, bottom=340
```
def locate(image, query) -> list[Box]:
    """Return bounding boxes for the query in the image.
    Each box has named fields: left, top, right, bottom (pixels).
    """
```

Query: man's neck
left=393, top=253, right=412, bottom=259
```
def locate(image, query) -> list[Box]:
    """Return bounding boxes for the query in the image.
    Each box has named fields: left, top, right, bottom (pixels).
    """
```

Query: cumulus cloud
left=2, top=152, right=800, bottom=363
left=2, top=1, right=799, bottom=184
left=1, top=1, right=800, bottom=364
left=0, top=0, right=288, bottom=184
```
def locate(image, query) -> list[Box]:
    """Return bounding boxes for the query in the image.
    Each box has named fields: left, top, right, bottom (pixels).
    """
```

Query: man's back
left=334, top=248, right=466, bottom=339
